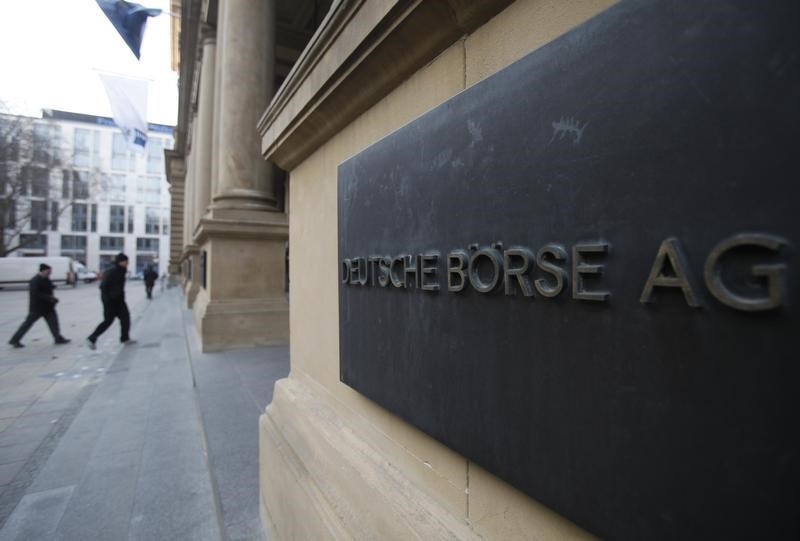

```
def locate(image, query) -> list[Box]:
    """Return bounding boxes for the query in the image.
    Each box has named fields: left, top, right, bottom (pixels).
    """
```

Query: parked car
left=73, top=262, right=98, bottom=283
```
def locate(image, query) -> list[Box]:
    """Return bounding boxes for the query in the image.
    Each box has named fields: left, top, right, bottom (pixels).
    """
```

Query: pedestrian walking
left=86, top=253, right=135, bottom=349
left=143, top=265, right=158, bottom=299
left=8, top=264, right=71, bottom=348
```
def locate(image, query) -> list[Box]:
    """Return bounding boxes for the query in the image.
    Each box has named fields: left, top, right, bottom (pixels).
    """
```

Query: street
left=0, top=283, right=287, bottom=540
left=0, top=280, right=148, bottom=526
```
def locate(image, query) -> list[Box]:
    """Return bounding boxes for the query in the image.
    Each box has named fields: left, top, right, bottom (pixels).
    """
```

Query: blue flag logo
left=96, top=0, right=162, bottom=60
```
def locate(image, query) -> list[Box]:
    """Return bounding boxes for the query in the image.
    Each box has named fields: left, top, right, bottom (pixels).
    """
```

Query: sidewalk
left=0, top=288, right=288, bottom=541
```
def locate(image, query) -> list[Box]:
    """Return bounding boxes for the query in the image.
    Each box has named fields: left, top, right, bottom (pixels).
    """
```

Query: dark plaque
left=338, top=1, right=799, bottom=539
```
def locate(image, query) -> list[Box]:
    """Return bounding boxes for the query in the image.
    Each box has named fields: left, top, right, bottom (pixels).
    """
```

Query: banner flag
left=99, top=73, right=149, bottom=152
left=95, top=0, right=162, bottom=60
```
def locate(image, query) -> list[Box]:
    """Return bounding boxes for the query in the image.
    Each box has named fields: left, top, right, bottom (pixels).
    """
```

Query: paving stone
left=0, top=462, right=25, bottom=488
left=52, top=451, right=140, bottom=541
left=27, top=428, right=103, bottom=494
left=0, top=442, right=40, bottom=467
left=0, top=410, right=26, bottom=423
left=0, top=424, right=54, bottom=449
left=0, top=485, right=74, bottom=541
left=8, top=412, right=62, bottom=429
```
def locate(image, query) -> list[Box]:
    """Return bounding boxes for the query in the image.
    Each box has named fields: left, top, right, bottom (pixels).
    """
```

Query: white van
left=0, top=256, right=75, bottom=287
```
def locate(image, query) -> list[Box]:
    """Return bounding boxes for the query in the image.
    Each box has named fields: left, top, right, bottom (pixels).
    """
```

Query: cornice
left=258, top=0, right=513, bottom=171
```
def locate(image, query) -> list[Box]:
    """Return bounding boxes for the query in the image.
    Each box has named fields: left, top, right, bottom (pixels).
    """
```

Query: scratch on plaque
left=467, top=119, right=483, bottom=144
left=550, top=117, right=588, bottom=144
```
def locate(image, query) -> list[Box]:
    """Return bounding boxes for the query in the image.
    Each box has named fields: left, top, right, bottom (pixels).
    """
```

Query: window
left=104, top=174, right=127, bottom=202
left=100, top=236, right=124, bottom=251
left=137, top=176, right=161, bottom=204
left=18, top=168, right=28, bottom=196
left=50, top=201, right=59, bottom=231
left=162, top=208, right=169, bottom=235
left=145, top=207, right=160, bottom=234
left=136, top=237, right=159, bottom=252
left=31, top=200, right=48, bottom=230
left=62, top=170, right=70, bottom=199
left=90, top=203, right=97, bottom=232
left=72, top=171, right=89, bottom=199
left=112, top=133, right=134, bottom=171
left=29, top=167, right=49, bottom=197
left=71, top=203, right=88, bottom=231
left=61, top=235, right=87, bottom=264
left=0, top=163, right=8, bottom=194
left=147, top=138, right=164, bottom=174
left=136, top=255, right=158, bottom=275
left=0, top=119, right=20, bottom=162
left=19, top=234, right=46, bottom=251
left=127, top=205, right=134, bottom=233
left=6, top=200, right=16, bottom=227
left=109, top=205, right=125, bottom=233
left=99, top=254, right=115, bottom=272
left=73, top=128, right=92, bottom=167
left=33, top=123, right=57, bottom=164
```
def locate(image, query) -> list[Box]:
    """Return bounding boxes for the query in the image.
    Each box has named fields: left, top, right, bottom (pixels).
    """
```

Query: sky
left=0, top=0, right=177, bottom=126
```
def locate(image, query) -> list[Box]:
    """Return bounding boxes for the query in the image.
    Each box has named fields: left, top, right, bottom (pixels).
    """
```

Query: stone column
left=182, top=138, right=194, bottom=252
left=212, top=0, right=276, bottom=211
left=165, top=150, right=185, bottom=286
left=210, top=1, right=225, bottom=199
left=190, top=0, right=287, bottom=351
left=182, top=117, right=200, bottom=306
left=194, top=30, right=216, bottom=222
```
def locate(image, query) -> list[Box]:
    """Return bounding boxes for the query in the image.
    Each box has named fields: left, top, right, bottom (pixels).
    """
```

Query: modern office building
left=1, top=109, right=173, bottom=276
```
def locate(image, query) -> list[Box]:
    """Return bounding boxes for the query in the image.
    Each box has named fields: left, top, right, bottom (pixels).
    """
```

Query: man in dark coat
left=8, top=264, right=70, bottom=348
left=87, top=253, right=135, bottom=349
left=143, top=265, right=158, bottom=299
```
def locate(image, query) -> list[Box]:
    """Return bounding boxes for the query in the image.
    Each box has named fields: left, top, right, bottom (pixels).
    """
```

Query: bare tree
left=0, top=104, right=88, bottom=257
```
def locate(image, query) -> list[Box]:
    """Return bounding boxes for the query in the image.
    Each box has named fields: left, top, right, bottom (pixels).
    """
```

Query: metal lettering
left=535, top=243, right=568, bottom=297
left=378, top=256, right=391, bottom=287
left=640, top=237, right=701, bottom=307
left=421, top=253, right=440, bottom=291
left=572, top=242, right=610, bottom=301
left=341, top=259, right=351, bottom=285
left=356, top=257, right=368, bottom=286
left=447, top=250, right=468, bottom=292
left=703, top=233, right=788, bottom=311
left=469, top=243, right=504, bottom=294
left=367, top=256, right=382, bottom=286
left=349, top=258, right=360, bottom=285
left=503, top=248, right=534, bottom=296
left=390, top=255, right=406, bottom=288
left=404, top=254, right=419, bottom=288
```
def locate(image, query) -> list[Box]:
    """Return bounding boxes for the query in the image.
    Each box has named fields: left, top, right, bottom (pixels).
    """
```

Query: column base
left=168, top=260, right=182, bottom=287
left=181, top=245, right=201, bottom=308
left=193, top=289, right=288, bottom=352
left=258, top=376, right=480, bottom=540
left=211, top=187, right=277, bottom=212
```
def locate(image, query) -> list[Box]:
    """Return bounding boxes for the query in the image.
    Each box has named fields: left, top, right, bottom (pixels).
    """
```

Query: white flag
left=99, top=73, right=149, bottom=152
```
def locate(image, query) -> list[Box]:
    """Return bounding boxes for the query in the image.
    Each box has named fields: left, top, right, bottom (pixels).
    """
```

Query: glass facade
left=30, top=200, right=48, bottom=230
left=109, top=205, right=125, bottom=233
left=60, top=234, right=87, bottom=264
left=71, top=203, right=88, bottom=231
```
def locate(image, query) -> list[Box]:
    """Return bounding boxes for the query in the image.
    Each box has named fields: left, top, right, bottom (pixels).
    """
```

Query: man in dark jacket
left=9, top=264, right=70, bottom=348
left=143, top=265, right=157, bottom=299
left=87, top=253, right=135, bottom=349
